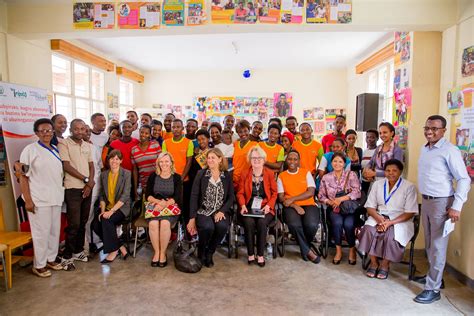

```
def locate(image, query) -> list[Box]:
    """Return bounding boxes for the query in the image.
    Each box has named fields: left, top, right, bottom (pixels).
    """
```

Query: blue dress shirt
left=418, top=138, right=471, bottom=211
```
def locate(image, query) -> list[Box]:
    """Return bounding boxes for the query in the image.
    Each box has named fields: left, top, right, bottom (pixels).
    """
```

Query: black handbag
left=333, top=171, right=360, bottom=215
left=173, top=225, right=202, bottom=273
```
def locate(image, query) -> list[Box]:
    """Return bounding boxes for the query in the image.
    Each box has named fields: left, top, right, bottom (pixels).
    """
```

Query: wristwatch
left=83, top=177, right=90, bottom=184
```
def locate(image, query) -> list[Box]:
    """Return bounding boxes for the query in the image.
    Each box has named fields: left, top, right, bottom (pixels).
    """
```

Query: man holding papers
left=415, top=115, right=471, bottom=304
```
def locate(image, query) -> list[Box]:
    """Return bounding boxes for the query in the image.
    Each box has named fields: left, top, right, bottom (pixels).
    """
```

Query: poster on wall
left=394, top=125, right=408, bottom=149
left=461, top=46, right=474, bottom=77
left=303, top=107, right=324, bottom=121
left=393, top=88, right=412, bottom=127
left=313, top=121, right=325, bottom=134
left=187, top=0, right=207, bottom=25
left=234, top=0, right=257, bottom=24
left=306, top=0, right=351, bottom=24
left=257, top=0, right=281, bottom=23
left=324, top=108, right=345, bottom=120
left=273, top=92, right=292, bottom=117
left=0, top=82, right=51, bottom=223
left=394, top=32, right=411, bottom=66
left=280, top=0, right=303, bottom=24
left=162, top=0, right=185, bottom=26
left=394, top=66, right=410, bottom=92
left=211, top=0, right=236, bottom=24
left=107, top=112, right=120, bottom=122
left=118, top=2, right=161, bottom=29
left=447, top=87, right=463, bottom=114
left=73, top=3, right=115, bottom=29
left=195, top=96, right=236, bottom=123
left=107, top=92, right=118, bottom=109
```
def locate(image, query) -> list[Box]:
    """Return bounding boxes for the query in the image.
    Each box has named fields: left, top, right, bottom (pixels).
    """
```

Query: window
left=119, top=79, right=134, bottom=120
left=366, top=60, right=394, bottom=124
left=52, top=54, right=106, bottom=125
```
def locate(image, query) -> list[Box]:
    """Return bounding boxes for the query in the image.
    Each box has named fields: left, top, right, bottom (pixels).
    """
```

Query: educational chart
left=280, top=0, right=303, bottom=24
left=394, top=66, right=410, bottom=92
left=187, top=0, right=207, bottom=25
left=257, top=0, right=281, bottom=23
left=462, top=46, right=474, bottom=77
left=306, top=0, right=352, bottom=24
left=211, top=0, right=236, bottom=24
left=162, top=0, right=185, bottom=26
left=273, top=92, right=293, bottom=117
left=394, top=32, right=411, bottom=66
left=118, top=2, right=161, bottom=29
left=73, top=2, right=115, bottom=29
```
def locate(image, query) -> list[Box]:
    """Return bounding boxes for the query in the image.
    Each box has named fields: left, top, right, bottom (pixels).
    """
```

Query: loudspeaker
left=355, top=93, right=382, bottom=132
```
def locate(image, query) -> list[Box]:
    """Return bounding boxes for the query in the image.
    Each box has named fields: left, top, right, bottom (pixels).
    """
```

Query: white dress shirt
left=418, top=138, right=471, bottom=211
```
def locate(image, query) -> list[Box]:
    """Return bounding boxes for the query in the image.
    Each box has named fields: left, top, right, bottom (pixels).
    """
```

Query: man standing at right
left=321, top=115, right=346, bottom=153
left=414, top=115, right=470, bottom=304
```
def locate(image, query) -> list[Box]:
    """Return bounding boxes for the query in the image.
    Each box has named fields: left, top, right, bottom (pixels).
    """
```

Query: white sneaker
left=59, top=257, right=76, bottom=271
left=72, top=251, right=89, bottom=262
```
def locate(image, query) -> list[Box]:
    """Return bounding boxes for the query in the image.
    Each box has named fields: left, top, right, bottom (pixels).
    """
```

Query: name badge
left=251, top=197, right=263, bottom=210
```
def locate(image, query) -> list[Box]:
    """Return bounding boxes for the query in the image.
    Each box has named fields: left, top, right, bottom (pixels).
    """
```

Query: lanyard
left=384, top=178, right=402, bottom=205
left=38, top=141, right=62, bottom=163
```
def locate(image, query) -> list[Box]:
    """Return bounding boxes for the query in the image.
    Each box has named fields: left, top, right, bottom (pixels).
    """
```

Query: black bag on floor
left=173, top=240, right=202, bottom=273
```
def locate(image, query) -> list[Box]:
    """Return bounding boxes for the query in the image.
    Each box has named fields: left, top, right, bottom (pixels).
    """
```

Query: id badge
left=251, top=197, right=263, bottom=210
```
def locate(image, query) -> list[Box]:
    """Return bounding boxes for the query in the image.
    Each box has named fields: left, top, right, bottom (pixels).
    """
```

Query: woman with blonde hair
left=187, top=148, right=234, bottom=268
left=145, top=152, right=183, bottom=267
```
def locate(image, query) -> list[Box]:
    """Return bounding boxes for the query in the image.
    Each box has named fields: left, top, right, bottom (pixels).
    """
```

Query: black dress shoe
left=311, top=255, right=321, bottom=264
left=248, top=259, right=255, bottom=265
left=413, top=290, right=441, bottom=304
left=257, top=260, right=265, bottom=267
left=332, top=258, right=341, bottom=265
left=158, top=260, right=168, bottom=268
left=151, top=261, right=160, bottom=267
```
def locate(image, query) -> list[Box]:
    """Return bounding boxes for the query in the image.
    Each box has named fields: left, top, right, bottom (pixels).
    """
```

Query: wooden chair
left=0, top=201, right=32, bottom=288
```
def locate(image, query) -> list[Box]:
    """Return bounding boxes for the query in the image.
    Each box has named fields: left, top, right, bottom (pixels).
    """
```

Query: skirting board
left=446, top=264, right=474, bottom=290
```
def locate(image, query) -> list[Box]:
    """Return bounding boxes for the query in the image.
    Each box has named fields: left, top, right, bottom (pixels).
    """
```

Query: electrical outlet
left=454, top=249, right=461, bottom=257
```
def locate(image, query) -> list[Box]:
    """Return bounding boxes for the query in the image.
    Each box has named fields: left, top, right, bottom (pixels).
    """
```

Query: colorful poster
left=466, top=137, right=474, bottom=181
left=394, top=66, right=410, bottom=92
left=93, top=3, right=115, bottom=28
left=461, top=46, right=474, bottom=78
left=73, top=2, right=115, bottom=29
left=393, top=88, right=412, bottom=127
left=212, top=0, right=236, bottom=24
left=118, top=2, right=161, bottom=29
left=394, top=125, right=408, bottom=149
left=73, top=3, right=95, bottom=29
left=195, top=96, right=236, bottom=123
left=306, top=0, right=328, bottom=23
left=325, top=108, right=345, bottom=121
left=280, top=0, right=303, bottom=24
left=187, top=0, right=207, bottom=25
left=257, top=0, right=281, bottom=23
left=107, top=112, right=120, bottom=122
left=447, top=87, right=463, bottom=114
left=462, top=83, right=473, bottom=109
left=273, top=92, right=293, bottom=117
left=162, top=0, right=185, bottom=26
left=313, top=121, right=325, bottom=134
left=394, top=32, right=411, bottom=66
left=456, top=128, right=470, bottom=150
left=234, top=0, right=258, bottom=23
left=303, top=107, right=324, bottom=121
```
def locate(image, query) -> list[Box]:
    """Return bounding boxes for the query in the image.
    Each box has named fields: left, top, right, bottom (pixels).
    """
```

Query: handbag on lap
left=332, top=171, right=361, bottom=215
left=144, top=201, right=181, bottom=219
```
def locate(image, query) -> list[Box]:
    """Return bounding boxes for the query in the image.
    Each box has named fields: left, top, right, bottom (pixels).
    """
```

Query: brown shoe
left=32, top=267, right=52, bottom=278
left=47, top=261, right=63, bottom=271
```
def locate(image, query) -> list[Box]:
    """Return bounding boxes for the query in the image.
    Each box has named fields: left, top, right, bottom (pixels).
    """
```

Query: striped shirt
left=131, top=141, right=162, bottom=190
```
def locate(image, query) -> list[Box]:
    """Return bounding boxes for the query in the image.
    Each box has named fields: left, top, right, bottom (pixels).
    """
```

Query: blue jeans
left=329, top=210, right=356, bottom=247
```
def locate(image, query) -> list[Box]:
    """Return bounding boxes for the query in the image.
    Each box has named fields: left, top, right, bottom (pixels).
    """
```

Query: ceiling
left=80, top=32, right=390, bottom=72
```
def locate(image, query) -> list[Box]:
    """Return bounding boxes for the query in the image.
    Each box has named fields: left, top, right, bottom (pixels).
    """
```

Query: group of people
left=17, top=110, right=470, bottom=304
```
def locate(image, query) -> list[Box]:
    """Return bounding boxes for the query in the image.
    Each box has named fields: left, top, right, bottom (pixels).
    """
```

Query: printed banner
left=162, top=0, right=185, bottom=26
left=462, top=46, right=474, bottom=78
left=73, top=2, right=115, bottom=29
left=118, top=2, right=161, bottom=29
left=280, top=0, right=303, bottom=24
left=273, top=92, right=293, bottom=117
left=257, top=0, right=281, bottom=23
left=187, top=0, right=207, bottom=25
left=393, top=88, right=412, bottom=127
left=0, top=82, right=51, bottom=223
left=211, top=0, right=235, bottom=24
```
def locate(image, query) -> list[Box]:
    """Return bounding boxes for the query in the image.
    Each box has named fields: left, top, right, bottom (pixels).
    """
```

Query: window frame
left=119, top=78, right=134, bottom=120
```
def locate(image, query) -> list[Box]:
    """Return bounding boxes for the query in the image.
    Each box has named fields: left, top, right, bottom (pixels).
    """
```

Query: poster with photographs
left=118, top=2, right=161, bottom=29
left=394, top=125, right=408, bottom=149
left=394, top=66, right=410, bottom=92
left=73, top=2, right=115, bottom=29
left=280, top=0, right=303, bottom=24
left=303, top=107, right=324, bottom=121
left=393, top=88, right=412, bottom=127
left=273, top=92, right=293, bottom=117
left=306, top=0, right=351, bottom=24
left=324, top=108, right=345, bottom=121
left=187, top=0, right=207, bottom=25
left=394, top=32, right=411, bottom=66
left=447, top=87, right=464, bottom=114
left=257, top=0, right=281, bottom=23
left=162, top=0, right=185, bottom=26
left=313, top=121, right=325, bottom=134
left=234, top=0, right=257, bottom=23
left=462, top=46, right=474, bottom=77
left=211, top=0, right=236, bottom=24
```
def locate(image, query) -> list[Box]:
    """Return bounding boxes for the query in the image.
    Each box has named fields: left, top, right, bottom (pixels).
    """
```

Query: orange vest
left=292, top=140, right=323, bottom=175
left=278, top=168, right=315, bottom=206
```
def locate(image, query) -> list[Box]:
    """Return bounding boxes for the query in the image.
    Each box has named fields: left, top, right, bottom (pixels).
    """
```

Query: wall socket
left=454, top=249, right=462, bottom=257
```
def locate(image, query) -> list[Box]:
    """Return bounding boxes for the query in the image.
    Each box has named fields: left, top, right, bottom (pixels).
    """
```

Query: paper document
left=443, top=219, right=455, bottom=237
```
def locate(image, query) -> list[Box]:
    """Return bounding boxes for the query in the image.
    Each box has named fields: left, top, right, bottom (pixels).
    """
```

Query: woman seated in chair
left=358, top=159, right=418, bottom=280
left=187, top=148, right=234, bottom=268
left=277, top=150, right=321, bottom=264
left=145, top=152, right=183, bottom=267
left=318, top=152, right=361, bottom=265
left=93, top=149, right=131, bottom=264
left=236, top=146, right=278, bottom=267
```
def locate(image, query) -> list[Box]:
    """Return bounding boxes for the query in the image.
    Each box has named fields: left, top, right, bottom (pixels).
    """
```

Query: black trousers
left=92, top=210, right=125, bottom=253
left=64, top=188, right=92, bottom=258
left=283, top=205, right=319, bottom=258
left=239, top=213, right=273, bottom=257
left=196, top=214, right=229, bottom=256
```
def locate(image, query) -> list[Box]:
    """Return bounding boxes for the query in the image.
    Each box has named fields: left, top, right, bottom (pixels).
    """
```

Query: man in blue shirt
left=414, top=115, right=471, bottom=304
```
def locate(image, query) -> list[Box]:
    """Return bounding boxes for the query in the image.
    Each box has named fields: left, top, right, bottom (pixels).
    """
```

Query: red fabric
left=110, top=138, right=140, bottom=171
left=236, top=167, right=278, bottom=215
left=321, top=132, right=345, bottom=153
left=281, top=131, right=295, bottom=144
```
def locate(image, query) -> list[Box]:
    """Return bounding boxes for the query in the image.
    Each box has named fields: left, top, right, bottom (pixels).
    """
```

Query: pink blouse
left=318, top=170, right=361, bottom=203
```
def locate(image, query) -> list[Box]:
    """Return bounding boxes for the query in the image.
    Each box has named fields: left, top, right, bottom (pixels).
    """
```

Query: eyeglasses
left=423, top=126, right=444, bottom=133
left=250, top=157, right=264, bottom=161
left=38, top=129, right=53, bottom=134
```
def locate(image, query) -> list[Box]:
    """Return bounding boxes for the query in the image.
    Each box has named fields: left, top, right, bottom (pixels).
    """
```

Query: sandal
left=366, top=266, right=378, bottom=278
left=376, top=269, right=389, bottom=279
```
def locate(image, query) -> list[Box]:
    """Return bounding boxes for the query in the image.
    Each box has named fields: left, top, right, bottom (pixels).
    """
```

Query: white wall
left=142, top=69, right=348, bottom=124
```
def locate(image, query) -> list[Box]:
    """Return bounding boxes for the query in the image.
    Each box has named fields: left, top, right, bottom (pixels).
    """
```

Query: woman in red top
left=236, top=146, right=278, bottom=267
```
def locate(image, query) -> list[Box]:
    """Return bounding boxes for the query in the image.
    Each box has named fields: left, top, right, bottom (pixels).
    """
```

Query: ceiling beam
left=355, top=42, right=394, bottom=74
left=116, top=66, right=144, bottom=83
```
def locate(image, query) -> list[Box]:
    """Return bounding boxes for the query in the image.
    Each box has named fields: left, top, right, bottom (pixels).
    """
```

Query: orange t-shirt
left=233, top=140, right=258, bottom=185
left=162, top=137, right=193, bottom=179
left=278, top=168, right=316, bottom=206
left=292, top=139, right=324, bottom=175
left=259, top=142, right=285, bottom=164
left=162, top=131, right=173, bottom=140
